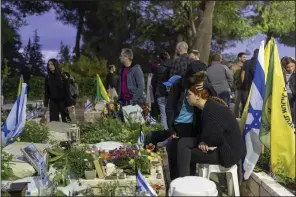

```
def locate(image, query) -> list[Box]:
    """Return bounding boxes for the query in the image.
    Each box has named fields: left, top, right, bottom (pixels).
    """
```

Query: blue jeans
left=157, top=97, right=168, bottom=130
left=218, top=91, right=231, bottom=107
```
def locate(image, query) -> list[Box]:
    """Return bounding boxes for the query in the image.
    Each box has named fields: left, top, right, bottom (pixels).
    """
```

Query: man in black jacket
left=165, top=60, right=217, bottom=180
left=241, top=49, right=259, bottom=111
left=151, top=50, right=172, bottom=130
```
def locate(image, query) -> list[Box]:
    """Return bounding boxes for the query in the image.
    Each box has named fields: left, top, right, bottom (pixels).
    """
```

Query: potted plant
left=84, top=159, right=96, bottom=180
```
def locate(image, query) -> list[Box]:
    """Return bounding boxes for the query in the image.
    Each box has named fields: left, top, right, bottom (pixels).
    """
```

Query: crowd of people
left=40, top=40, right=295, bottom=181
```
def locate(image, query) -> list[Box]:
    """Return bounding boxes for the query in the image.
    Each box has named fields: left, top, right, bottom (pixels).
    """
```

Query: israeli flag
left=136, top=130, right=145, bottom=150
left=85, top=99, right=92, bottom=112
left=26, top=103, right=40, bottom=120
left=136, top=169, right=157, bottom=196
left=2, top=83, right=28, bottom=146
left=242, top=40, right=265, bottom=180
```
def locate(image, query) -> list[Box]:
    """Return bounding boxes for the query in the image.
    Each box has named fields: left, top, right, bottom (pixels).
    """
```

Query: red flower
left=146, top=143, right=155, bottom=151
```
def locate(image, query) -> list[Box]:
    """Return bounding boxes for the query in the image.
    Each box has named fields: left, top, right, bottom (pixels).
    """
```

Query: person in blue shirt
left=165, top=60, right=217, bottom=180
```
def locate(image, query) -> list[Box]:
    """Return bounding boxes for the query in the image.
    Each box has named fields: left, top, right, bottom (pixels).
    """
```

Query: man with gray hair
left=207, top=53, right=233, bottom=107
left=118, top=48, right=145, bottom=106
left=169, top=41, right=193, bottom=78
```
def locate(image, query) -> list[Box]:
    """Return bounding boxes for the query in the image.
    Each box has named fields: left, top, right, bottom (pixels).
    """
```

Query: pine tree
left=57, top=41, right=71, bottom=64
left=22, top=29, right=45, bottom=76
left=23, top=38, right=32, bottom=64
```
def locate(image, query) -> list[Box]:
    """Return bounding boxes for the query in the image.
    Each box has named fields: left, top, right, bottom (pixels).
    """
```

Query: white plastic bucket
left=168, top=176, right=218, bottom=196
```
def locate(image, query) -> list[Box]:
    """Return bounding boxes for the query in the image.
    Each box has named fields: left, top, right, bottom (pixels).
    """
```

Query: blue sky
left=18, top=9, right=295, bottom=62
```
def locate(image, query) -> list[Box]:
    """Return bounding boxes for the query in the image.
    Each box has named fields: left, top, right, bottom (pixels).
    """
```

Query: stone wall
left=241, top=172, right=294, bottom=196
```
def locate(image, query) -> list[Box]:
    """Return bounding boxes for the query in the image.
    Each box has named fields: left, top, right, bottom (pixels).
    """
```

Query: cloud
left=18, top=9, right=76, bottom=51
left=19, top=49, right=58, bottom=63
left=41, top=50, right=59, bottom=63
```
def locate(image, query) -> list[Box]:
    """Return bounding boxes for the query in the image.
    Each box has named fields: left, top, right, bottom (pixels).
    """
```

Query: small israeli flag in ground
left=2, top=83, right=27, bottom=146
left=85, top=99, right=92, bottom=112
left=136, top=169, right=157, bottom=196
left=136, top=130, right=145, bottom=150
left=26, top=103, right=40, bottom=120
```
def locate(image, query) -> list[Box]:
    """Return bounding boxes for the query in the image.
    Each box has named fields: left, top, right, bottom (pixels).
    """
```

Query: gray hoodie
left=207, top=61, right=233, bottom=95
left=118, top=64, right=145, bottom=105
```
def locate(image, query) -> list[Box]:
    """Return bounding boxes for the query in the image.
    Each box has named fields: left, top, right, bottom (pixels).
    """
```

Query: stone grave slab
left=3, top=142, right=52, bottom=161
left=46, top=121, right=72, bottom=142
left=3, top=142, right=52, bottom=180
left=84, top=111, right=102, bottom=123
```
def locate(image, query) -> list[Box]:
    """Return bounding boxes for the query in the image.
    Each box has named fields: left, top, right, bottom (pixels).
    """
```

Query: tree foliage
left=250, top=1, right=295, bottom=46
left=1, top=0, right=51, bottom=75
left=22, top=30, right=45, bottom=76
left=1, top=15, right=24, bottom=75
left=57, top=41, right=71, bottom=64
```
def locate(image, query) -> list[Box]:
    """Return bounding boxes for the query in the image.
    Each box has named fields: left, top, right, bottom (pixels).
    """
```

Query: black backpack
left=63, top=72, right=79, bottom=100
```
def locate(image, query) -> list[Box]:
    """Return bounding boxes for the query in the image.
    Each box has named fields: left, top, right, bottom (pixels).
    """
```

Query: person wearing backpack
left=151, top=50, right=172, bottom=130
left=63, top=72, right=79, bottom=121
left=44, top=58, right=73, bottom=122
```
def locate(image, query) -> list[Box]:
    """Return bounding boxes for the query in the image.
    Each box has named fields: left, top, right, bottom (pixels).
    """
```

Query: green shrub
left=66, top=146, right=94, bottom=179
left=3, top=76, right=44, bottom=101
left=1, top=148, right=14, bottom=180
left=20, top=121, right=49, bottom=143
left=2, top=75, right=105, bottom=101
left=76, top=77, right=97, bottom=99
left=79, top=117, right=163, bottom=144
left=29, top=77, right=44, bottom=99
left=48, top=145, right=94, bottom=179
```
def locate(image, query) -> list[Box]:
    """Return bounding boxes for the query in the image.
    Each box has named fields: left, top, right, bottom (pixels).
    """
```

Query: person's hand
left=171, top=132, right=179, bottom=139
left=198, top=142, right=208, bottom=153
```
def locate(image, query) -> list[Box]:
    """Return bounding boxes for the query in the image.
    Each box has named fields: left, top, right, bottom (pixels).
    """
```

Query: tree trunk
left=74, top=8, right=84, bottom=61
left=193, top=1, right=215, bottom=65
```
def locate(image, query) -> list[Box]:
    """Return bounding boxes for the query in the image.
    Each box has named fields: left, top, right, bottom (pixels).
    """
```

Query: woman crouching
left=177, top=72, right=246, bottom=177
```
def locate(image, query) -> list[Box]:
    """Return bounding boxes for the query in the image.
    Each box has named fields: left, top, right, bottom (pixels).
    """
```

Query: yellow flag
left=17, top=75, right=24, bottom=96
left=260, top=38, right=295, bottom=178
left=96, top=74, right=110, bottom=102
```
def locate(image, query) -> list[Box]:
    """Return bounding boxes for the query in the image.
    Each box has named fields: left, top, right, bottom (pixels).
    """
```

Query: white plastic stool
left=168, top=176, right=218, bottom=196
left=200, top=164, right=240, bottom=196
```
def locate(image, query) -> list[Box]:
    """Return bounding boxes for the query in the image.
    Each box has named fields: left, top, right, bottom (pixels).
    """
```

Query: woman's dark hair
left=47, top=58, right=61, bottom=75
left=188, top=72, right=228, bottom=107
left=159, top=50, right=170, bottom=61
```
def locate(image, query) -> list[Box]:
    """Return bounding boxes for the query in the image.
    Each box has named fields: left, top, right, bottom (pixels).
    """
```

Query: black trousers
left=177, top=137, right=221, bottom=177
left=241, top=89, right=249, bottom=113
left=49, top=99, right=67, bottom=122
left=167, top=123, right=194, bottom=180
left=288, top=93, right=295, bottom=124
left=144, top=130, right=171, bottom=149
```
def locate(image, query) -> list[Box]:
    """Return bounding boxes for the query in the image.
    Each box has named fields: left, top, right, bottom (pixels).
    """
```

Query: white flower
left=84, top=159, right=88, bottom=162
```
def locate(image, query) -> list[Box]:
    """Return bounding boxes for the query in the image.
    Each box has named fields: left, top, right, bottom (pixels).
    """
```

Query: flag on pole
left=17, top=75, right=24, bottom=96
left=136, top=130, right=145, bottom=150
left=241, top=40, right=266, bottom=180
left=85, top=99, right=92, bottom=112
left=2, top=83, right=28, bottom=146
left=96, top=74, right=110, bottom=102
left=136, top=169, right=157, bottom=196
left=260, top=38, right=295, bottom=179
